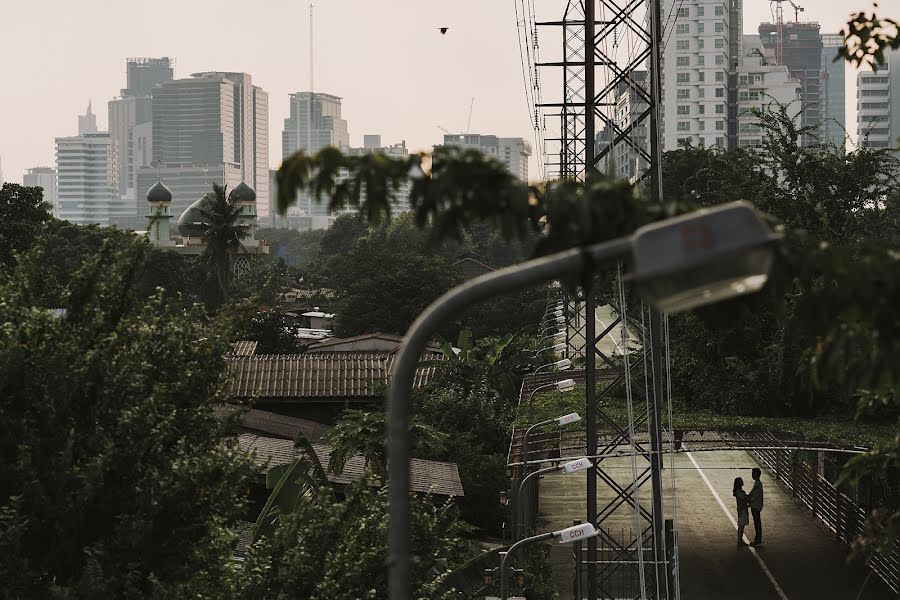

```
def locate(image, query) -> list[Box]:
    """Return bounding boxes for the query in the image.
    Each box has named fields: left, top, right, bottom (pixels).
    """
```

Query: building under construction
left=759, top=21, right=823, bottom=146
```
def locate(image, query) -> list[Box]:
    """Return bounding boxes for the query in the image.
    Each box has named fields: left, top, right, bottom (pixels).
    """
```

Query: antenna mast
left=308, top=2, right=315, bottom=156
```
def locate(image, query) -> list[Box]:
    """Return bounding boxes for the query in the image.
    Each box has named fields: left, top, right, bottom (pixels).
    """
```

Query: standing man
left=748, top=467, right=764, bottom=545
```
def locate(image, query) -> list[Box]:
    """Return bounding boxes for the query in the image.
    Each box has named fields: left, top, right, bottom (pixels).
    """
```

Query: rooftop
left=238, top=433, right=464, bottom=497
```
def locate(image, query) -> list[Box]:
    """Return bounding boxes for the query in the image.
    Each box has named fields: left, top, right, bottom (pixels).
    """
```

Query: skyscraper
left=78, top=102, right=97, bottom=135
left=136, top=71, right=269, bottom=218
left=735, top=36, right=802, bottom=149
left=23, top=167, right=58, bottom=215
left=440, top=134, right=532, bottom=181
left=108, top=57, right=174, bottom=211
left=596, top=71, right=650, bottom=182
left=857, top=48, right=900, bottom=156
left=662, top=0, right=743, bottom=150
left=759, top=21, right=823, bottom=146
left=122, top=57, right=174, bottom=98
left=821, top=34, right=847, bottom=148
left=282, top=92, right=350, bottom=160
left=55, top=107, right=127, bottom=225
left=281, top=92, right=350, bottom=226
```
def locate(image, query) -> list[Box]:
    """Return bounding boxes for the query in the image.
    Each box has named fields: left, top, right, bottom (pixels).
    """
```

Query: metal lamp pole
left=500, top=521, right=600, bottom=600
left=514, top=411, right=581, bottom=543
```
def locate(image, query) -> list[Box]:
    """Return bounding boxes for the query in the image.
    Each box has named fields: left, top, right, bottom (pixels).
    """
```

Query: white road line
left=685, top=450, right=790, bottom=600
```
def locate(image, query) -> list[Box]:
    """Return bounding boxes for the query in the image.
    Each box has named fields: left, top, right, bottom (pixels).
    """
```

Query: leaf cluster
left=0, top=239, right=255, bottom=597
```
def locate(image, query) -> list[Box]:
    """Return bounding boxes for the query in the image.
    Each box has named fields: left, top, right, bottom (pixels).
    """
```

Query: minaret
left=146, top=179, right=174, bottom=246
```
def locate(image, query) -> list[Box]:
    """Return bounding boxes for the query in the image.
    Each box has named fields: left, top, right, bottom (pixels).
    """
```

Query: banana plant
left=252, top=433, right=334, bottom=543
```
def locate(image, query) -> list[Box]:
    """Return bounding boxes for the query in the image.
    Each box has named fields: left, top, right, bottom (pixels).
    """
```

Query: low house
left=306, top=332, right=443, bottom=355
left=239, top=433, right=464, bottom=499
left=451, top=252, right=496, bottom=281
left=226, top=352, right=442, bottom=422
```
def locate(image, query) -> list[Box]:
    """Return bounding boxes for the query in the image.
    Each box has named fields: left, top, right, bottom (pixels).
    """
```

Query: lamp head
left=555, top=358, right=572, bottom=370
left=629, top=202, right=780, bottom=314
left=555, top=522, right=598, bottom=544
left=562, top=457, right=592, bottom=474
left=555, top=378, right=576, bottom=391
left=556, top=412, right=580, bottom=425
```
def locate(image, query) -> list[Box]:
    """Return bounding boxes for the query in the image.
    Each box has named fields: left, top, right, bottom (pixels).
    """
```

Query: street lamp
left=533, top=341, right=566, bottom=356
left=540, top=330, right=566, bottom=342
left=534, top=358, right=571, bottom=374
left=500, top=521, right=599, bottom=600
left=387, top=202, right=781, bottom=599
left=516, top=423, right=583, bottom=544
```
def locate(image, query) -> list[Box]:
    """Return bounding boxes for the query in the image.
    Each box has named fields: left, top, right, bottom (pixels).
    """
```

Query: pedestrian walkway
left=535, top=449, right=895, bottom=599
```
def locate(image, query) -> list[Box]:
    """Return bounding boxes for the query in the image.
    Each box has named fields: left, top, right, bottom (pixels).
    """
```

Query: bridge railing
left=742, top=431, right=899, bottom=594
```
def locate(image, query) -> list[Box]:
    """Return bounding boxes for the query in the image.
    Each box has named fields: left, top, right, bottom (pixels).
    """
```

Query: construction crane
left=770, top=0, right=804, bottom=65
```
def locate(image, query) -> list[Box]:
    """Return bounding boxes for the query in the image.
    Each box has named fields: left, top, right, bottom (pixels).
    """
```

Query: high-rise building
left=23, top=167, right=58, bottom=215
left=280, top=92, right=350, bottom=227
left=857, top=48, right=900, bottom=155
left=55, top=107, right=127, bottom=225
left=597, top=71, right=650, bottom=182
left=78, top=102, right=98, bottom=135
left=759, top=21, right=823, bottom=146
left=136, top=71, right=269, bottom=218
left=821, top=34, right=847, bottom=148
left=662, top=0, right=743, bottom=150
left=122, top=57, right=174, bottom=98
left=440, top=134, right=532, bottom=180
left=349, top=137, right=412, bottom=218
left=108, top=57, right=174, bottom=212
left=282, top=92, right=350, bottom=160
left=735, top=36, right=802, bottom=149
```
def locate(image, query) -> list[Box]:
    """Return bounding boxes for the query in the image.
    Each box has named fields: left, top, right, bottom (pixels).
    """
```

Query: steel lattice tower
left=538, top=1, right=673, bottom=598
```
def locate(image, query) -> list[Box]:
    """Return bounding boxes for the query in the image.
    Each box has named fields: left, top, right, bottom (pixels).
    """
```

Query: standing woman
left=733, top=477, right=750, bottom=547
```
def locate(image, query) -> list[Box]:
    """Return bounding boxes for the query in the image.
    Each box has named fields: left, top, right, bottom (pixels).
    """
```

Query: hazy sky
left=0, top=1, right=871, bottom=185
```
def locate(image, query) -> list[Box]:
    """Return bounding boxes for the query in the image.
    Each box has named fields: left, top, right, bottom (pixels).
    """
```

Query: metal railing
left=742, top=431, right=899, bottom=594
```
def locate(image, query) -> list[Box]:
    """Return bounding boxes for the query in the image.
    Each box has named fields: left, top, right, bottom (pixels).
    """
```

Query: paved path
left=535, top=449, right=895, bottom=599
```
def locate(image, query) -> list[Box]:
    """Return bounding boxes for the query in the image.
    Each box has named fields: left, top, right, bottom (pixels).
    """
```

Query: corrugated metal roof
left=227, top=352, right=440, bottom=401
left=238, top=433, right=464, bottom=497
left=230, top=341, right=259, bottom=356
left=213, top=405, right=331, bottom=442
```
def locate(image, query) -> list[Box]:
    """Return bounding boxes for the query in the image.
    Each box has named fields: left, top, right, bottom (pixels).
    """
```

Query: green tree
left=0, top=239, right=255, bottom=598
left=240, top=481, right=473, bottom=600
left=323, top=214, right=460, bottom=336
left=0, top=183, right=52, bottom=270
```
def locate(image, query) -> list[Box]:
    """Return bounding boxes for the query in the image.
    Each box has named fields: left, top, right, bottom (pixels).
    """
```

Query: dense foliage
left=240, top=482, right=474, bottom=600
left=0, top=239, right=255, bottom=597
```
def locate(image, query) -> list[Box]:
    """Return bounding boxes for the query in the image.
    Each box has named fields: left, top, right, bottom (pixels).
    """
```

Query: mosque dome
left=229, top=181, right=256, bottom=203
left=177, top=196, right=209, bottom=238
left=146, top=181, right=173, bottom=204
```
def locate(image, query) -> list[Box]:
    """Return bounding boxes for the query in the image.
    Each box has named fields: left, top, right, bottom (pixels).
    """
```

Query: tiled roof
left=230, top=340, right=259, bottom=356
left=213, top=405, right=331, bottom=442
left=238, top=433, right=464, bottom=497
left=307, top=332, right=443, bottom=354
left=226, top=352, right=440, bottom=401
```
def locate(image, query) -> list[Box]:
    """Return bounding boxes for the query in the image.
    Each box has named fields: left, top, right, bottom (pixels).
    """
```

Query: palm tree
left=196, top=183, right=250, bottom=302
left=326, top=409, right=446, bottom=484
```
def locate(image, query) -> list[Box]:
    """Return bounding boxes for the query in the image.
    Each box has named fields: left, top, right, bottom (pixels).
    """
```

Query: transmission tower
left=537, top=1, right=674, bottom=598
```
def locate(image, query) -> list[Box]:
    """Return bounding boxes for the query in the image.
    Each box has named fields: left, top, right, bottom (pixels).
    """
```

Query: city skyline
left=0, top=1, right=868, bottom=186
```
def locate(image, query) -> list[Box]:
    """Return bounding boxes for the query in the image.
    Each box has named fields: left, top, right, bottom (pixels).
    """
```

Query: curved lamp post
left=501, top=520, right=599, bottom=600
left=540, top=330, right=566, bottom=343
left=387, top=202, right=781, bottom=599
left=533, top=341, right=567, bottom=356
left=516, top=410, right=581, bottom=542
left=534, top=357, right=571, bottom=374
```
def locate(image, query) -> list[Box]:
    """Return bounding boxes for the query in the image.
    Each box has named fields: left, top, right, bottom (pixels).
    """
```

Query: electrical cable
left=620, top=266, right=648, bottom=597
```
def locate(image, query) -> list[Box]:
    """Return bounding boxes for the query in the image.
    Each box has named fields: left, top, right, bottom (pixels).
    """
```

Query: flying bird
left=439, top=27, right=449, bottom=35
